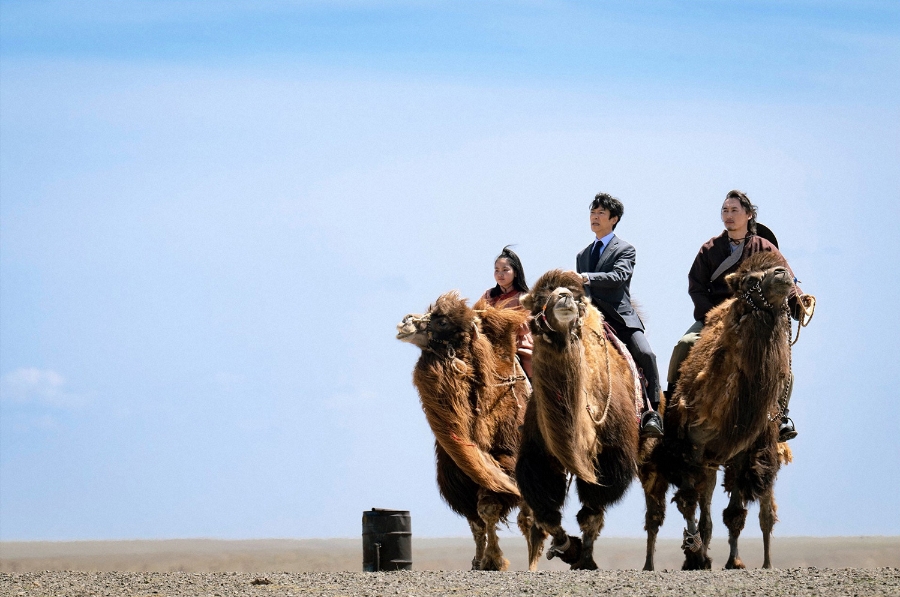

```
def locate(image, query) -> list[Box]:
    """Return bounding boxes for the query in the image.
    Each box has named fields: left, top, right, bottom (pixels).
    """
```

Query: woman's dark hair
left=725, top=189, right=758, bottom=235
left=589, top=192, right=624, bottom=229
left=490, top=245, right=529, bottom=297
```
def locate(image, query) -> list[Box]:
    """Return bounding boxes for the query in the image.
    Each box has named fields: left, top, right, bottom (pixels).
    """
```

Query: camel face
left=728, top=264, right=793, bottom=311
left=759, top=266, right=793, bottom=303
left=396, top=312, right=430, bottom=348
left=547, top=287, right=582, bottom=333
left=524, top=270, right=588, bottom=342
left=397, top=292, right=476, bottom=350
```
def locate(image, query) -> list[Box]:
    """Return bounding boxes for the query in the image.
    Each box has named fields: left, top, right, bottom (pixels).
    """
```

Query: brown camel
left=397, top=292, right=543, bottom=571
left=642, top=251, right=809, bottom=570
left=515, top=270, right=656, bottom=570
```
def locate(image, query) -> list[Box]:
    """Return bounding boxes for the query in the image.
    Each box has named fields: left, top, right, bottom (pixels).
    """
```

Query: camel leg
left=517, top=502, right=548, bottom=572
left=476, top=493, right=509, bottom=571
left=697, top=467, right=717, bottom=567
left=674, top=483, right=708, bottom=570
left=759, top=486, right=778, bottom=569
left=723, top=488, right=748, bottom=570
left=468, top=518, right=487, bottom=570
left=515, top=412, right=581, bottom=568
left=570, top=450, right=634, bottom=570
left=572, top=506, right=603, bottom=570
left=641, top=470, right=668, bottom=571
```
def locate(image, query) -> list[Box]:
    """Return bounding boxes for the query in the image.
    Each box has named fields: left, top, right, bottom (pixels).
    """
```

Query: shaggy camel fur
left=642, top=252, right=798, bottom=571
left=515, top=270, right=656, bottom=571
left=397, top=292, right=542, bottom=571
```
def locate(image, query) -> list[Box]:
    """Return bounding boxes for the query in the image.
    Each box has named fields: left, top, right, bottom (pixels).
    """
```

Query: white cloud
left=0, top=368, right=84, bottom=409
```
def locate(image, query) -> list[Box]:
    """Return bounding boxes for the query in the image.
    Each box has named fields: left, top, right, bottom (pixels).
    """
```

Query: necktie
left=588, top=240, right=603, bottom=271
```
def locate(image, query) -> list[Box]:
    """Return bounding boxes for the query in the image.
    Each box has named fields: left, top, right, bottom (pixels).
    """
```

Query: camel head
left=523, top=269, right=588, bottom=341
left=726, top=251, right=794, bottom=313
left=396, top=291, right=477, bottom=351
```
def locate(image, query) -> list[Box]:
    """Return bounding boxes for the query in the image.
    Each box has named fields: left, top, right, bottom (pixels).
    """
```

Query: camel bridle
left=533, top=294, right=616, bottom=427
left=737, top=273, right=818, bottom=424
left=411, top=311, right=467, bottom=362
left=740, top=278, right=782, bottom=312
left=736, top=283, right=796, bottom=425
left=418, top=308, right=529, bottom=410
left=739, top=271, right=817, bottom=346
left=532, top=293, right=585, bottom=343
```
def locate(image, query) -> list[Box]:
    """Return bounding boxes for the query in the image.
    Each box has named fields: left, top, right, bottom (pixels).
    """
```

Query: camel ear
left=725, top=271, right=742, bottom=293
left=521, top=292, right=533, bottom=310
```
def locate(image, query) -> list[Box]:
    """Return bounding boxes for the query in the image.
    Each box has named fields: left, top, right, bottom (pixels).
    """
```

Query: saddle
left=601, top=321, right=644, bottom=421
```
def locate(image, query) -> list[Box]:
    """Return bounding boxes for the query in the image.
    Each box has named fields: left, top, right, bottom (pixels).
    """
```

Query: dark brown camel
left=642, top=251, right=809, bottom=570
left=397, top=292, right=542, bottom=570
left=515, top=270, right=657, bottom=570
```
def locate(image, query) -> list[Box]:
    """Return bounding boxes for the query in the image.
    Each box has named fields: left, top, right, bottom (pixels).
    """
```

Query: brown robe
left=688, top=231, right=802, bottom=322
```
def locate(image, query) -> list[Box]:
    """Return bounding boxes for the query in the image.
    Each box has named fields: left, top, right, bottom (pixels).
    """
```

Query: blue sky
left=1, top=1, right=898, bottom=544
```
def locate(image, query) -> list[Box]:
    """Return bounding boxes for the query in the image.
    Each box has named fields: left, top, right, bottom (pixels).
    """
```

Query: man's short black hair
left=589, top=192, right=624, bottom=230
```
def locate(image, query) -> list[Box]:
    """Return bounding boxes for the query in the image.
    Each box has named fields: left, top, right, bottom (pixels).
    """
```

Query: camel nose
left=557, top=288, right=573, bottom=298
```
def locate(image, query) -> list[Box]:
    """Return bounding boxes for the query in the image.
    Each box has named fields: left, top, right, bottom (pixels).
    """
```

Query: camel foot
left=480, top=557, right=510, bottom=572
left=571, top=558, right=598, bottom=571
left=724, top=557, right=745, bottom=570
left=682, top=551, right=712, bottom=570
left=546, top=535, right=583, bottom=566
left=470, top=557, right=482, bottom=571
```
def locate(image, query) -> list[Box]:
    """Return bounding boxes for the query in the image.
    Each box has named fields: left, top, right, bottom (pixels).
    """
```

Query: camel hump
left=476, top=304, right=529, bottom=341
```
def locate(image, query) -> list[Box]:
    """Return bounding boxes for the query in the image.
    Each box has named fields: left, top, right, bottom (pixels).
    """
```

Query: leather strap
left=710, top=241, right=744, bottom=282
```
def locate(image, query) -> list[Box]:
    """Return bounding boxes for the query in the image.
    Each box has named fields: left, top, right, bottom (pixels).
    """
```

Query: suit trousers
left=609, top=323, right=661, bottom=408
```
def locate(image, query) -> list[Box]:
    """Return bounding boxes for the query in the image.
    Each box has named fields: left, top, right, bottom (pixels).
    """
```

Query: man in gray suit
left=577, top=192, right=663, bottom=438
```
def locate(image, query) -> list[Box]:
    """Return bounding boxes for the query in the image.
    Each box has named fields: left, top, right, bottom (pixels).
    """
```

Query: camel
left=642, top=251, right=810, bottom=570
left=515, top=270, right=655, bottom=570
left=396, top=292, right=543, bottom=571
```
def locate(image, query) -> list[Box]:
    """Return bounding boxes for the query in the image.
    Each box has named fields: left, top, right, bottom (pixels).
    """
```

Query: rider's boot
left=640, top=408, right=664, bottom=439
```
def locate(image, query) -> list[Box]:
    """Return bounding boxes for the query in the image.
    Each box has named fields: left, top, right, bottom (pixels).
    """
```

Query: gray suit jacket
left=576, top=235, right=644, bottom=331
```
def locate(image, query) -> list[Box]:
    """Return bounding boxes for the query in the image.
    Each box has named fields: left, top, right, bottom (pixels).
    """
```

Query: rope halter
left=740, top=279, right=779, bottom=312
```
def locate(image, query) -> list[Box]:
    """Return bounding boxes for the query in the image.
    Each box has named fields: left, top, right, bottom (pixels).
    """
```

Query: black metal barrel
left=362, top=508, right=412, bottom=571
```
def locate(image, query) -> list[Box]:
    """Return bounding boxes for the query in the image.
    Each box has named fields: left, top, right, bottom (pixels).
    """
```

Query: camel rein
left=531, top=298, right=614, bottom=426
left=740, top=277, right=816, bottom=347
left=790, top=293, right=816, bottom=346
left=766, top=292, right=815, bottom=423
left=732, top=279, right=817, bottom=426
left=586, top=327, right=614, bottom=427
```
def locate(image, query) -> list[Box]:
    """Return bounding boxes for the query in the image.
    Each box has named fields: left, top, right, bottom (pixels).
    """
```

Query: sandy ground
left=2, top=538, right=898, bottom=597
left=2, top=536, right=898, bottom=573
left=2, top=568, right=899, bottom=597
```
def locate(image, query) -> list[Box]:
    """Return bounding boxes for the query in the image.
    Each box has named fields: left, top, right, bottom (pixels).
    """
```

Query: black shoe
left=641, top=410, right=664, bottom=439
left=778, top=416, right=798, bottom=442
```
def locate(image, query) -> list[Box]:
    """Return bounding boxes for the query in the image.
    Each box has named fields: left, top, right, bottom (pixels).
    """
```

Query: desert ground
left=2, top=537, right=899, bottom=596
left=2, top=536, right=900, bottom=573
